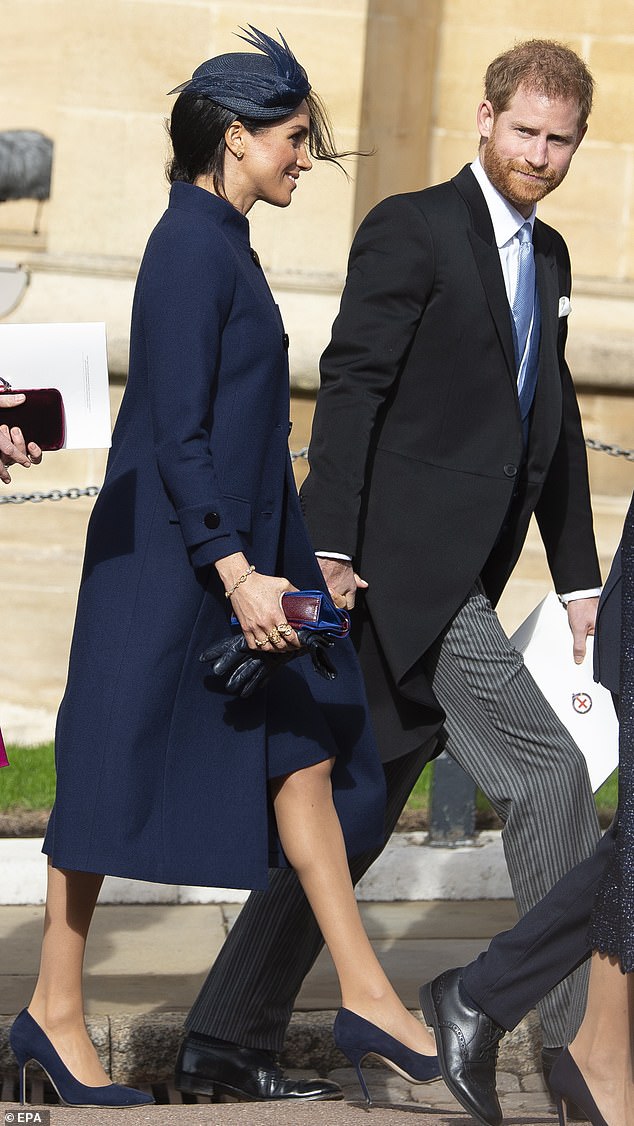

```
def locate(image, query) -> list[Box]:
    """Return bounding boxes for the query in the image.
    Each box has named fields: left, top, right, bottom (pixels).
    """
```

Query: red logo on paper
left=572, top=692, right=592, bottom=714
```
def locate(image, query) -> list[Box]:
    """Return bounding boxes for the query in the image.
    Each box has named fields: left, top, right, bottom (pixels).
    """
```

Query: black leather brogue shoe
left=542, top=1047, right=588, bottom=1122
left=420, top=967, right=504, bottom=1126
left=175, top=1033, right=343, bottom=1102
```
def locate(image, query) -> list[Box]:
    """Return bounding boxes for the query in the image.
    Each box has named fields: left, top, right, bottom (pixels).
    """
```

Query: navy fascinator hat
left=168, top=25, right=311, bottom=120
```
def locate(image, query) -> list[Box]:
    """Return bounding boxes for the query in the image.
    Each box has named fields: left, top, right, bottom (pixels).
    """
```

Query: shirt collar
left=470, top=157, right=536, bottom=247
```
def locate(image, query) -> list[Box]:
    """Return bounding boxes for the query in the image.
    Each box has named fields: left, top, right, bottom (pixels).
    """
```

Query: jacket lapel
left=452, top=166, right=516, bottom=382
left=533, top=220, right=558, bottom=372
left=527, top=220, right=562, bottom=465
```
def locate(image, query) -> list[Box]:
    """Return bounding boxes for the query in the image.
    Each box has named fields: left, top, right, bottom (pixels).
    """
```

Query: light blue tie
left=511, top=222, right=535, bottom=370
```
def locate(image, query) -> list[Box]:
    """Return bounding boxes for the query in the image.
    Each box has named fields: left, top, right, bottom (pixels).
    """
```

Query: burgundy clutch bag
left=280, top=590, right=350, bottom=637
left=230, top=590, right=350, bottom=637
left=0, top=382, right=66, bottom=450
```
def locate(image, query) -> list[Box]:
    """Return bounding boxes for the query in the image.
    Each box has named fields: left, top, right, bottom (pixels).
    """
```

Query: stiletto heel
left=553, top=1092, right=567, bottom=1126
left=333, top=1008, right=440, bottom=1106
left=18, top=1063, right=26, bottom=1106
left=9, top=1009, right=154, bottom=1108
left=548, top=1048, right=608, bottom=1126
left=347, top=1052, right=373, bottom=1106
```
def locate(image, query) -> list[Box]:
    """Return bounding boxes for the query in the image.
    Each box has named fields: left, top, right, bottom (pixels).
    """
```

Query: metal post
left=428, top=750, right=477, bottom=844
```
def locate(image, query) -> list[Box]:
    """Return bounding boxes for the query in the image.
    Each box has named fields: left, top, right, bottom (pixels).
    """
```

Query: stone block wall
left=0, top=0, right=631, bottom=484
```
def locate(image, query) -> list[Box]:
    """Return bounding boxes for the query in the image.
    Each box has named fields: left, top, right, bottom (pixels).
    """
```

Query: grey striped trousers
left=186, top=582, right=600, bottom=1050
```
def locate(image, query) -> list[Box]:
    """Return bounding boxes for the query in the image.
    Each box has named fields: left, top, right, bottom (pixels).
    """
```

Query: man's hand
left=317, top=557, right=368, bottom=610
left=567, top=596, right=599, bottom=665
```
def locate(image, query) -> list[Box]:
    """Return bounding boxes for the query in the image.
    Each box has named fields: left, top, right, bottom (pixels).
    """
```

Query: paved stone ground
left=1, top=900, right=554, bottom=1122
left=0, top=1100, right=556, bottom=1126
left=0, top=1063, right=554, bottom=1123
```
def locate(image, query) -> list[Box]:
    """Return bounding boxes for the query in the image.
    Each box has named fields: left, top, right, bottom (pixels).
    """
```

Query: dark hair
left=166, top=89, right=355, bottom=196
left=484, top=40, right=594, bottom=127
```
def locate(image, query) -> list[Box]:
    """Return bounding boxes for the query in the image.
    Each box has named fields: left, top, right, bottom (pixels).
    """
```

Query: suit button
left=250, top=248, right=261, bottom=268
left=282, top=333, right=289, bottom=350
left=204, top=512, right=220, bottom=529
left=288, top=421, right=293, bottom=434
left=504, top=464, right=518, bottom=478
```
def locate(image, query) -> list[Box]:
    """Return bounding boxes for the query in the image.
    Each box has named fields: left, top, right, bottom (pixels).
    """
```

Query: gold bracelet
left=224, top=565, right=255, bottom=599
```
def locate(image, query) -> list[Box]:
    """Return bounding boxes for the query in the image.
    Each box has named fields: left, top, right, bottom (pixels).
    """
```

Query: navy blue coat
left=44, top=183, right=385, bottom=890
left=594, top=544, right=622, bottom=697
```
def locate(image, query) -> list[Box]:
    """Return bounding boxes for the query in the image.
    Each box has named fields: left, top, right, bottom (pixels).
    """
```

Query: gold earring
left=236, top=150, right=244, bottom=161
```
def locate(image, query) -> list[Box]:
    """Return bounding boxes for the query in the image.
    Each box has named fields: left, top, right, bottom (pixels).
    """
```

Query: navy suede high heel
left=10, top=1009, right=154, bottom=1108
left=333, top=1008, right=440, bottom=1105
left=548, top=1048, right=608, bottom=1126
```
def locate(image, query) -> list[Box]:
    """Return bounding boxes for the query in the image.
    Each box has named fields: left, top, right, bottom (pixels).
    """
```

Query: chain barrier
left=0, top=439, right=630, bottom=505
left=584, top=437, right=634, bottom=462
left=0, top=485, right=100, bottom=505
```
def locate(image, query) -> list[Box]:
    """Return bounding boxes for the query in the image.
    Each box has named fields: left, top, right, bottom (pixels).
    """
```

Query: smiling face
left=477, top=85, right=586, bottom=217
left=224, top=102, right=312, bottom=214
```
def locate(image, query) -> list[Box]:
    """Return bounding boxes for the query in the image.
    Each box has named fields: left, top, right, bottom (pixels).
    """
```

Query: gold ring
left=277, top=622, right=293, bottom=637
left=268, top=627, right=282, bottom=644
left=254, top=637, right=268, bottom=648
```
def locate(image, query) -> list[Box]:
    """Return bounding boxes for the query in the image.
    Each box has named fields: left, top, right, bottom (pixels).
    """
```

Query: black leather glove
left=200, top=634, right=295, bottom=697
left=200, top=629, right=338, bottom=698
left=296, top=628, right=337, bottom=680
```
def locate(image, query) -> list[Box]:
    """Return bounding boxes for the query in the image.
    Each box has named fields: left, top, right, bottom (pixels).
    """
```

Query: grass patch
left=1, top=742, right=55, bottom=810
left=0, top=743, right=619, bottom=828
left=595, top=769, right=619, bottom=823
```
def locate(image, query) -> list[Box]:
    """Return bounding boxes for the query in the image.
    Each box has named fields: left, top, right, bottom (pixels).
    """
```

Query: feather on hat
left=168, top=25, right=311, bottom=120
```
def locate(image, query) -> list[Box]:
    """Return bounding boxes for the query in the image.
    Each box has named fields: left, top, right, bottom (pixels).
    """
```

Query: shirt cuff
left=315, top=551, right=353, bottom=562
left=557, top=587, right=603, bottom=606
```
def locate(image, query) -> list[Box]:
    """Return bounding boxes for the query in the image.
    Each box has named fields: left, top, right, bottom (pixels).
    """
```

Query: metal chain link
left=0, top=439, right=629, bottom=504
left=0, top=485, right=100, bottom=505
left=584, top=437, right=634, bottom=462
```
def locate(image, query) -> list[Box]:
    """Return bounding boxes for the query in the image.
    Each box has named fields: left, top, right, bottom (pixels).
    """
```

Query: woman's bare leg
left=271, top=758, right=435, bottom=1054
left=27, top=860, right=111, bottom=1085
left=568, top=951, right=634, bottom=1124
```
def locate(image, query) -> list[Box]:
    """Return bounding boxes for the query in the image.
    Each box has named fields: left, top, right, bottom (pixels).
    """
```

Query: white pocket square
left=558, top=296, right=572, bottom=317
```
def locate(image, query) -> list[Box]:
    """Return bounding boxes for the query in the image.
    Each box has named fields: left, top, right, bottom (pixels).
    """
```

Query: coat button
left=504, top=464, right=518, bottom=478
left=288, top=421, right=293, bottom=434
left=282, top=333, right=289, bottom=350
left=250, top=248, right=261, bottom=268
left=204, top=512, right=220, bottom=529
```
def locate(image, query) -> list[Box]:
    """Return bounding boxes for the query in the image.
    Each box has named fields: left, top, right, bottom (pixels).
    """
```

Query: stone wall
left=0, top=0, right=370, bottom=378
left=0, top=0, right=631, bottom=482
left=427, top=0, right=634, bottom=415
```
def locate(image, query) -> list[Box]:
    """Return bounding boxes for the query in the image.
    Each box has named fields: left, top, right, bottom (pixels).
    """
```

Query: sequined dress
left=589, top=492, right=634, bottom=971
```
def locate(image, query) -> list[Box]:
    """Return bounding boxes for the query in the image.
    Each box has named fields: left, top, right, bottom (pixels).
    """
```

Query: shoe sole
left=420, top=983, right=498, bottom=1126
left=363, top=1051, right=442, bottom=1086
left=176, top=1074, right=343, bottom=1103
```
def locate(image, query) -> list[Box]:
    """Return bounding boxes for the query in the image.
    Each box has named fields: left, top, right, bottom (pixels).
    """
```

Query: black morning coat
left=301, top=165, right=602, bottom=763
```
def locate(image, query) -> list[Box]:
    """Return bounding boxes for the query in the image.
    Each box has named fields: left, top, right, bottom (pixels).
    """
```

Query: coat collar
left=451, top=166, right=560, bottom=410
left=452, top=165, right=517, bottom=380
left=527, top=221, right=561, bottom=469
left=168, top=181, right=251, bottom=242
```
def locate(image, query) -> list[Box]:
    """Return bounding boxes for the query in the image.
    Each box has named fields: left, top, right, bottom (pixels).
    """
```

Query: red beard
left=482, top=138, right=561, bottom=211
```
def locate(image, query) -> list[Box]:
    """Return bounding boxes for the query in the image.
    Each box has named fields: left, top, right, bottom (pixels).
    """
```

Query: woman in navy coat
left=10, top=28, right=440, bottom=1109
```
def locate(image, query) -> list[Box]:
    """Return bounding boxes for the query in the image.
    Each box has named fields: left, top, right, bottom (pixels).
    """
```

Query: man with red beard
left=177, top=40, right=600, bottom=1122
